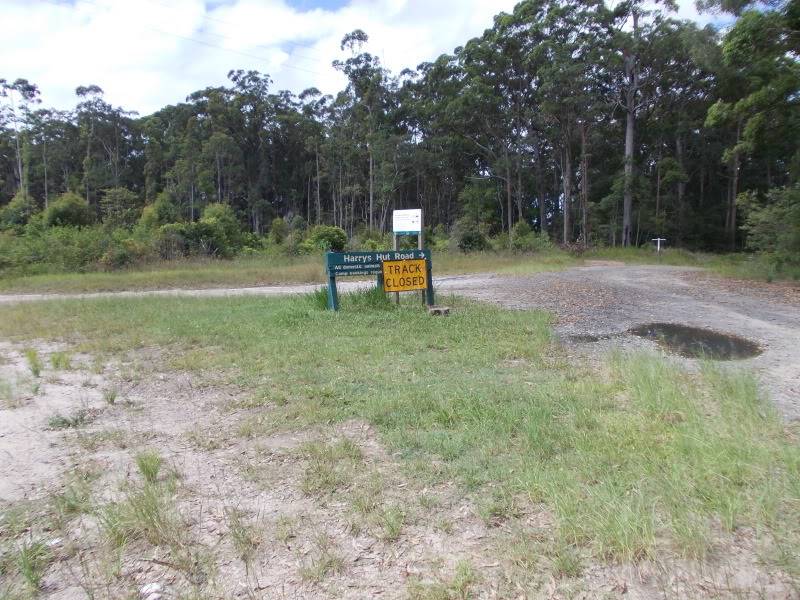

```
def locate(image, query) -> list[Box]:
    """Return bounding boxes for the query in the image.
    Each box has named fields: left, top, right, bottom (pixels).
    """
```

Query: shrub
left=269, top=217, right=289, bottom=245
left=741, top=186, right=800, bottom=267
left=450, top=217, right=489, bottom=253
left=303, top=225, right=348, bottom=252
left=44, top=192, right=93, bottom=227
left=155, top=223, right=188, bottom=259
left=99, top=238, right=151, bottom=269
left=511, top=221, right=553, bottom=253
left=200, top=203, right=242, bottom=254
left=0, top=191, right=35, bottom=231
left=290, top=215, right=307, bottom=232
left=100, top=187, right=143, bottom=228
left=139, top=192, right=178, bottom=229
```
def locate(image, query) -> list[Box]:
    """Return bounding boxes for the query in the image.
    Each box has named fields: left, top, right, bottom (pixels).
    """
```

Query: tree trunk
left=580, top=123, right=589, bottom=247
left=368, top=148, right=374, bottom=232
left=726, top=118, right=743, bottom=250
left=562, top=144, right=572, bottom=244
left=535, top=145, right=547, bottom=233
left=43, top=138, right=49, bottom=209
left=505, top=154, right=513, bottom=235
left=622, top=9, right=639, bottom=247
left=675, top=135, right=686, bottom=244
left=315, top=147, right=321, bottom=225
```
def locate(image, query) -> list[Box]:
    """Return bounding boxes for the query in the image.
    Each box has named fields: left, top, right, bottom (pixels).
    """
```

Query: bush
left=200, top=203, right=241, bottom=254
left=0, top=191, right=35, bottom=231
left=741, top=186, right=800, bottom=267
left=269, top=217, right=289, bottom=245
left=100, top=187, right=143, bottom=228
left=302, top=225, right=348, bottom=252
left=511, top=221, right=553, bottom=253
left=450, top=217, right=489, bottom=253
left=139, top=192, right=178, bottom=229
left=0, top=225, right=110, bottom=274
left=99, top=238, right=151, bottom=269
left=44, top=192, right=94, bottom=227
left=290, top=215, right=307, bottom=232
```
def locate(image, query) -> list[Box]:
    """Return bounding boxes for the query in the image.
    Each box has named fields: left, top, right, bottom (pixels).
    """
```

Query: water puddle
left=628, top=323, right=762, bottom=360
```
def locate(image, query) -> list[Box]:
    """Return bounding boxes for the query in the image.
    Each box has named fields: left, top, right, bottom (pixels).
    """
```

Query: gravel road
left=1, top=263, right=797, bottom=419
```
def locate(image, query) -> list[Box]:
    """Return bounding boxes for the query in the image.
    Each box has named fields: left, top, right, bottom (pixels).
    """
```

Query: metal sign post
left=652, top=237, right=667, bottom=253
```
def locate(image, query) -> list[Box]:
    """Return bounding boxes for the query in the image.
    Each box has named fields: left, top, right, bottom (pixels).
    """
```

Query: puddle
left=628, top=323, right=762, bottom=360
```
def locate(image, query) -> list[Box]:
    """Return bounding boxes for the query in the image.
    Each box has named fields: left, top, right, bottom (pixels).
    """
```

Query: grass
left=49, top=351, right=72, bottom=370
left=15, top=540, right=52, bottom=591
left=407, top=560, right=479, bottom=600
left=0, top=293, right=798, bottom=577
left=135, top=450, right=163, bottom=484
left=23, top=348, right=42, bottom=378
left=99, top=481, right=182, bottom=549
left=298, top=534, right=345, bottom=583
left=102, top=387, right=117, bottom=405
left=224, top=508, right=261, bottom=565
left=47, top=408, right=94, bottom=429
left=300, top=439, right=363, bottom=496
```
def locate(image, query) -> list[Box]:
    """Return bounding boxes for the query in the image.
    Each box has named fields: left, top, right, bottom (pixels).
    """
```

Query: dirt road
left=1, top=263, right=797, bottom=419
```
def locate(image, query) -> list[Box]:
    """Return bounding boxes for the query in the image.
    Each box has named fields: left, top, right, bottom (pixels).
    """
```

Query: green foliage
left=44, top=192, right=93, bottom=227
left=15, top=540, right=51, bottom=591
left=302, top=225, right=348, bottom=252
left=24, top=348, right=42, bottom=377
left=139, top=192, right=178, bottom=229
left=740, top=186, right=800, bottom=267
left=0, top=191, right=35, bottom=231
left=450, top=217, right=489, bottom=253
left=135, top=450, right=163, bottom=484
left=269, top=217, right=288, bottom=245
left=511, top=221, right=553, bottom=253
left=100, top=187, right=143, bottom=228
left=152, top=203, right=242, bottom=259
left=0, top=225, right=111, bottom=275
left=99, top=236, right=151, bottom=269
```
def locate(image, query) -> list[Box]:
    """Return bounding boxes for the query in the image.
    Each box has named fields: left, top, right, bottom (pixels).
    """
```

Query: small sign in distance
left=382, top=259, right=428, bottom=292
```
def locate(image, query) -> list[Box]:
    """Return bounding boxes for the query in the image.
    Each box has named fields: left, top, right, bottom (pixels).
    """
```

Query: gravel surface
left=1, top=263, right=797, bottom=420
left=442, top=263, right=800, bottom=421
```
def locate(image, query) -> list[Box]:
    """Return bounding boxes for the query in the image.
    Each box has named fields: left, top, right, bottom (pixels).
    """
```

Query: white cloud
left=1, top=0, right=714, bottom=116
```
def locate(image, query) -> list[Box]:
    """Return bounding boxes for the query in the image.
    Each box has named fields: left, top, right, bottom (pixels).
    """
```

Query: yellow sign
left=382, top=259, right=428, bottom=292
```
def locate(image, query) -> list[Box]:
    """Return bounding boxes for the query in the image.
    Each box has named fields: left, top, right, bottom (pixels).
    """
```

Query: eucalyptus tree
left=0, top=78, right=40, bottom=196
left=333, top=29, right=396, bottom=232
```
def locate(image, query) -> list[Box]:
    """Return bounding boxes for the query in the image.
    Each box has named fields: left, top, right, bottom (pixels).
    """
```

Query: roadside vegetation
left=0, top=243, right=795, bottom=296
left=0, top=292, right=797, bottom=596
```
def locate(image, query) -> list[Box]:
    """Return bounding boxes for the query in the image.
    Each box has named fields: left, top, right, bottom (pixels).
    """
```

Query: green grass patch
left=0, top=294, right=797, bottom=572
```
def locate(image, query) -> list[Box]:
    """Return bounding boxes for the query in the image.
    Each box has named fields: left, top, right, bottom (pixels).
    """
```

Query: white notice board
left=393, top=209, right=422, bottom=234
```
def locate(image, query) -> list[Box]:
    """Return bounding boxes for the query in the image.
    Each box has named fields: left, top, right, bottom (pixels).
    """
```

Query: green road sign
left=324, top=250, right=434, bottom=310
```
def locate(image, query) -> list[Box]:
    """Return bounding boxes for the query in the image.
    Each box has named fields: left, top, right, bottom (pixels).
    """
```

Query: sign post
left=324, top=249, right=433, bottom=311
left=652, top=237, right=667, bottom=253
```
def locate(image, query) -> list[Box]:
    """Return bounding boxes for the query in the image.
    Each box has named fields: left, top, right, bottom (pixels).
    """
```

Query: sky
left=1, top=0, right=715, bottom=116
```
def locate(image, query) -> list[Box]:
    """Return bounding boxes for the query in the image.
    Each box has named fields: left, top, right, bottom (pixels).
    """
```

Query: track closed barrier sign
left=382, top=259, right=428, bottom=292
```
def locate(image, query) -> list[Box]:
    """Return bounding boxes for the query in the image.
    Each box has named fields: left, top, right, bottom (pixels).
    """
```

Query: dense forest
left=1, top=0, right=798, bottom=274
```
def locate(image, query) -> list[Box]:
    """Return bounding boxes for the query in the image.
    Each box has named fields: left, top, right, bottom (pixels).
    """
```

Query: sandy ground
left=2, top=341, right=797, bottom=599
